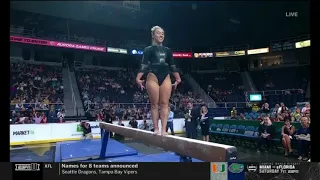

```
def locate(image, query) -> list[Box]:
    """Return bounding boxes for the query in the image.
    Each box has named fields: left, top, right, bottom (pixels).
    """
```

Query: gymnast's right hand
left=136, top=79, right=145, bottom=91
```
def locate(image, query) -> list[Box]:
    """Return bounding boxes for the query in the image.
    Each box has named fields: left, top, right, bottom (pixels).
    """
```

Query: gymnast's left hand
left=172, top=79, right=181, bottom=90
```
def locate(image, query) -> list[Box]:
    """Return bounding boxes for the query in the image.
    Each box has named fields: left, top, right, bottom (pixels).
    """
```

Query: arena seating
left=10, top=61, right=64, bottom=123
left=250, top=65, right=309, bottom=91
left=207, top=100, right=309, bottom=122
left=263, top=90, right=306, bottom=108
left=75, top=68, right=202, bottom=119
left=208, top=120, right=302, bottom=152
left=76, top=68, right=136, bottom=104
left=191, top=72, right=245, bottom=102
left=248, top=66, right=309, bottom=108
left=206, top=99, right=310, bottom=154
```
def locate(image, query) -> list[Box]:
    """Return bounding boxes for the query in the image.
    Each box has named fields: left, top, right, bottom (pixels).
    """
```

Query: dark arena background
left=9, top=1, right=314, bottom=178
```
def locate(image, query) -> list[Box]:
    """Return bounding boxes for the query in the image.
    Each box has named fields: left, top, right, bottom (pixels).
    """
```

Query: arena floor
left=10, top=138, right=300, bottom=162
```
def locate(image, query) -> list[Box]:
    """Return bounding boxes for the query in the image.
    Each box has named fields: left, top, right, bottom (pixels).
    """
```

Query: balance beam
left=99, top=122, right=237, bottom=162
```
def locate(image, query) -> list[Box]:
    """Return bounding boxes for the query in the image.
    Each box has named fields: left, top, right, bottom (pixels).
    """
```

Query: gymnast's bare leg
left=146, top=73, right=161, bottom=135
left=159, top=75, right=172, bottom=136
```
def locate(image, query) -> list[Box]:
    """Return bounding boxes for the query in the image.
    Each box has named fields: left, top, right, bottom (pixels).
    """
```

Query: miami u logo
left=212, top=163, right=226, bottom=173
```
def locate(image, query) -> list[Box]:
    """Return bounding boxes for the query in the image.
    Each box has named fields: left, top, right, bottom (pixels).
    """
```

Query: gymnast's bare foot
left=161, top=131, right=168, bottom=136
left=153, top=129, right=160, bottom=135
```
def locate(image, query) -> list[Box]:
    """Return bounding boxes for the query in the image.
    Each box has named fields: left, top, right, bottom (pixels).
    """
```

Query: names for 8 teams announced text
left=60, top=163, right=139, bottom=175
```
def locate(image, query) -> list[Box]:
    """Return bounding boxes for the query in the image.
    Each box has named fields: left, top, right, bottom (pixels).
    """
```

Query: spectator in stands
left=268, top=112, right=278, bottom=122
left=271, top=104, right=280, bottom=116
left=257, top=116, right=275, bottom=152
left=277, top=102, right=288, bottom=114
left=251, top=104, right=260, bottom=112
left=24, top=116, right=34, bottom=124
left=10, top=62, right=64, bottom=109
left=48, top=108, right=56, bottom=123
left=261, top=103, right=270, bottom=114
left=199, top=106, right=209, bottom=142
left=301, top=102, right=310, bottom=115
left=57, top=116, right=65, bottom=123
left=137, top=108, right=144, bottom=120
left=281, top=119, right=295, bottom=156
left=166, top=107, right=175, bottom=135
left=121, top=110, right=129, bottom=120
left=304, top=110, right=311, bottom=123
left=129, top=117, right=138, bottom=128
left=230, top=110, right=238, bottom=119
left=33, top=112, right=42, bottom=124
left=230, top=106, right=237, bottom=117
left=13, top=112, right=23, bottom=124
left=295, top=117, right=310, bottom=161
left=15, top=102, right=23, bottom=111
left=57, top=109, right=65, bottom=120
left=282, top=110, right=292, bottom=122
left=291, top=107, right=302, bottom=122
left=139, top=120, right=150, bottom=131
left=40, top=113, right=48, bottom=123
left=129, top=108, right=137, bottom=120
left=239, top=113, right=246, bottom=120
left=96, top=111, right=104, bottom=121
left=27, top=104, right=33, bottom=112
left=135, top=26, right=181, bottom=136
left=146, top=110, right=151, bottom=120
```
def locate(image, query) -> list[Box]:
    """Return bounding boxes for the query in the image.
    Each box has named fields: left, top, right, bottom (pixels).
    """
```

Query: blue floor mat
left=85, top=152, right=203, bottom=162
left=56, top=139, right=138, bottom=162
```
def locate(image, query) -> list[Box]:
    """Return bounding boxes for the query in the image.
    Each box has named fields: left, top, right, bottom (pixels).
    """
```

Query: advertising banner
left=295, top=40, right=310, bottom=48
left=10, top=36, right=106, bottom=52
left=10, top=119, right=186, bottom=145
left=247, top=48, right=269, bottom=55
left=172, top=52, right=193, bottom=58
left=215, top=50, right=246, bottom=57
left=10, top=124, right=52, bottom=144
left=107, top=47, right=128, bottom=54
left=193, top=53, right=214, bottom=58
left=131, top=49, right=143, bottom=55
left=10, top=122, right=101, bottom=145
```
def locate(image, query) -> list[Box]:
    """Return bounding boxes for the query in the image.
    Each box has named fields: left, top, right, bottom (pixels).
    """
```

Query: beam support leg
left=99, top=128, right=110, bottom=159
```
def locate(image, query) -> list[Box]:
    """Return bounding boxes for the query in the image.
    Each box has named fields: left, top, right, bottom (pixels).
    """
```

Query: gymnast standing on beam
left=136, top=26, right=181, bottom=136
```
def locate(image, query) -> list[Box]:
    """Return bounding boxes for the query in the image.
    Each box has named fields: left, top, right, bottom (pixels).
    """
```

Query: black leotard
left=139, top=45, right=178, bottom=85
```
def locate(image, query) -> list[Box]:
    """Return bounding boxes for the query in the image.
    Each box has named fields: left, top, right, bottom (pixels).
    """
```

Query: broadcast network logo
left=15, top=163, right=40, bottom=171
left=247, top=164, right=257, bottom=172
